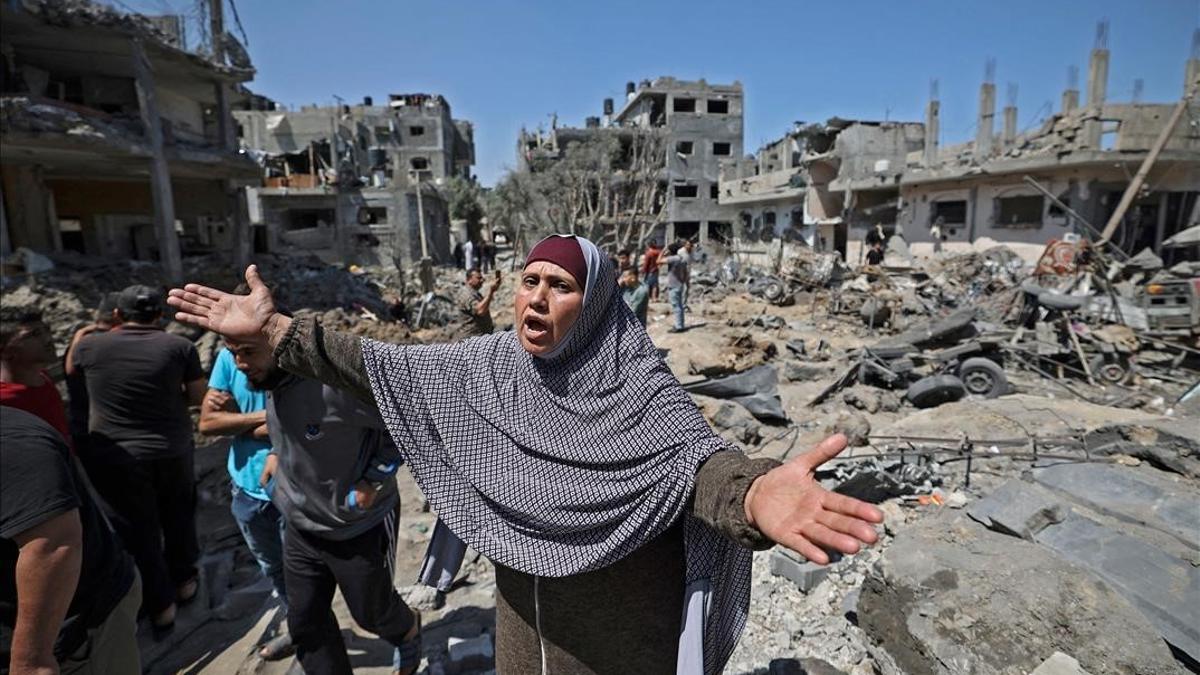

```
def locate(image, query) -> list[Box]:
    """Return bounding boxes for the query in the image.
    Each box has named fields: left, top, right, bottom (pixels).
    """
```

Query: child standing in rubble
left=168, top=235, right=883, bottom=674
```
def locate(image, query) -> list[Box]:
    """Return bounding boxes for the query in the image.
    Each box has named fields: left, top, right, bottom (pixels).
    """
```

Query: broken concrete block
left=447, top=633, right=494, bottom=673
left=1030, top=652, right=1093, bottom=675
left=783, top=361, right=830, bottom=383
left=966, top=479, right=1065, bottom=540
left=858, top=512, right=1179, bottom=674
left=768, top=549, right=829, bottom=592
left=825, top=411, right=870, bottom=447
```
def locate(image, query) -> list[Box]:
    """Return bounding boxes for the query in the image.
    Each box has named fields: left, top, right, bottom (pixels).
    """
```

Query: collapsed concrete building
left=518, top=77, right=744, bottom=246
left=720, top=23, right=1200, bottom=264
left=234, top=93, right=476, bottom=269
left=0, top=0, right=258, bottom=282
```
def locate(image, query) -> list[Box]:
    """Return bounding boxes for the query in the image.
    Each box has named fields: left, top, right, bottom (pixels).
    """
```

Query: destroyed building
left=518, top=77, right=744, bottom=246
left=720, top=23, right=1200, bottom=265
left=233, top=93, right=476, bottom=269
left=0, top=0, right=259, bottom=282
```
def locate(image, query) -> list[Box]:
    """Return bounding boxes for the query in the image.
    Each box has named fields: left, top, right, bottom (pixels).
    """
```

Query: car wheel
left=957, top=357, right=1008, bottom=398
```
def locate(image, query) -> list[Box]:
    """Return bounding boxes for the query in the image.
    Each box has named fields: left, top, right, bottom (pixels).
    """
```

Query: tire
left=1088, top=354, right=1132, bottom=385
left=958, top=357, right=1008, bottom=398
left=905, top=374, right=966, bottom=408
left=762, top=279, right=786, bottom=303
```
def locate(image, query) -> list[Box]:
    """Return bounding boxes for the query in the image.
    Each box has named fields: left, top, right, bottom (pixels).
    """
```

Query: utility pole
left=411, top=171, right=434, bottom=292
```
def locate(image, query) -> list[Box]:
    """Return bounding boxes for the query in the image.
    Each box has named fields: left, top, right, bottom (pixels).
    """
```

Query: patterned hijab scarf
left=361, top=235, right=750, bottom=673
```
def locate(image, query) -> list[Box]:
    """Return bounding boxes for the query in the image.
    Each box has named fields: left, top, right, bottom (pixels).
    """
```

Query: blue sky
left=126, top=0, right=1197, bottom=185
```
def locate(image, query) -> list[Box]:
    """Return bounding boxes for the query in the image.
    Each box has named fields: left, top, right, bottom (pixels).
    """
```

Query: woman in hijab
left=168, top=235, right=882, bottom=675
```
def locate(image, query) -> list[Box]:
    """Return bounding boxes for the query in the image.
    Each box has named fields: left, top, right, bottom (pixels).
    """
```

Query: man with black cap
left=70, top=284, right=206, bottom=636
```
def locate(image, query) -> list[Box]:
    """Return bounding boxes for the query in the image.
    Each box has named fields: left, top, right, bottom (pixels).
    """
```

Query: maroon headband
left=524, top=236, right=588, bottom=290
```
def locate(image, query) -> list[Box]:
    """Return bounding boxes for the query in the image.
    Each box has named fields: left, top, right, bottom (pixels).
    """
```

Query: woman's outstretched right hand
left=167, top=264, right=284, bottom=344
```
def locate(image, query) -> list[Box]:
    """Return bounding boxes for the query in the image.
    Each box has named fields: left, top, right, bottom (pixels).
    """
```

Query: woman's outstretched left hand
left=744, top=433, right=884, bottom=565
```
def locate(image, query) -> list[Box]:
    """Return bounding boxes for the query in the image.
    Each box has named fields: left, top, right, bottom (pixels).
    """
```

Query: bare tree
left=488, top=129, right=668, bottom=256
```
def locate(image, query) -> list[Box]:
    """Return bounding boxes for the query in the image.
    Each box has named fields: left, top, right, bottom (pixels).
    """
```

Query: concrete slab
left=966, top=479, right=1066, bottom=539
left=1032, top=463, right=1200, bottom=549
left=1034, top=513, right=1200, bottom=666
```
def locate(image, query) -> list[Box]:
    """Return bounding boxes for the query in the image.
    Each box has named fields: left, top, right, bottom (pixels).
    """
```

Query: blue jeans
left=668, top=286, right=685, bottom=330
left=231, top=485, right=287, bottom=607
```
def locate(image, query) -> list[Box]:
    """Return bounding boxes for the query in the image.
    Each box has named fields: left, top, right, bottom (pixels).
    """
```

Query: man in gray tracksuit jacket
left=260, top=367, right=418, bottom=674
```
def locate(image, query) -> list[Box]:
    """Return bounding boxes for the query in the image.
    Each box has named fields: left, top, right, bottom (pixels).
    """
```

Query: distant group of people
left=453, top=236, right=497, bottom=273
left=4, top=232, right=883, bottom=675
left=604, top=237, right=695, bottom=332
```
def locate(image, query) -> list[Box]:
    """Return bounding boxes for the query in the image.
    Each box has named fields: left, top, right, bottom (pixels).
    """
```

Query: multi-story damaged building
left=234, top=93, right=475, bottom=269
left=517, top=77, right=743, bottom=247
left=721, top=24, right=1200, bottom=263
left=0, top=0, right=259, bottom=281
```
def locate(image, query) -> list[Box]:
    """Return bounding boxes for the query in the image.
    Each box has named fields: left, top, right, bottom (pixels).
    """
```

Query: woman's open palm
left=167, top=265, right=277, bottom=341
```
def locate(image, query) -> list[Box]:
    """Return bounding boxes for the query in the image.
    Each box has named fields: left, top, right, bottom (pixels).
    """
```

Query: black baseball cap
left=117, top=285, right=163, bottom=315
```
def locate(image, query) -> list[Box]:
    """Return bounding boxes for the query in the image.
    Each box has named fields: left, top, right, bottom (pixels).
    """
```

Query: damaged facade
left=0, top=0, right=258, bottom=281
left=721, top=24, right=1200, bottom=264
left=234, top=93, right=475, bottom=269
left=518, top=76, right=743, bottom=247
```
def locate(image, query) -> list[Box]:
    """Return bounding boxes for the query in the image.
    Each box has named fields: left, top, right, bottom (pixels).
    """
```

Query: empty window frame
left=712, top=142, right=731, bottom=156
left=931, top=200, right=968, bottom=225
left=672, top=97, right=696, bottom=113
left=410, top=156, right=430, bottom=170
left=706, top=99, right=729, bottom=114
left=709, top=221, right=733, bottom=245
left=409, top=125, right=426, bottom=137
left=676, top=140, right=694, bottom=155
left=710, top=184, right=719, bottom=200
left=1099, top=120, right=1120, bottom=151
left=995, top=195, right=1043, bottom=228
left=673, top=183, right=699, bottom=198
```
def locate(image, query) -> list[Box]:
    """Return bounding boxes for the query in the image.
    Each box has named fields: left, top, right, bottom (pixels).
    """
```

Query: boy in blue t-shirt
left=199, top=345, right=291, bottom=658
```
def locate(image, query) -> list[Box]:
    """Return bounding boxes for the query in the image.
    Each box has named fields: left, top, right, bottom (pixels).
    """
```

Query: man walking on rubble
left=70, top=285, right=205, bottom=637
left=661, top=239, right=693, bottom=332
left=1, top=306, right=71, bottom=444
left=199, top=327, right=293, bottom=660
left=229, top=331, right=422, bottom=675
left=453, top=268, right=501, bottom=340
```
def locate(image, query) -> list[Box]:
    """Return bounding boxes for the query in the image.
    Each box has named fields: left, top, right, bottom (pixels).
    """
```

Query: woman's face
left=515, top=261, right=584, bottom=356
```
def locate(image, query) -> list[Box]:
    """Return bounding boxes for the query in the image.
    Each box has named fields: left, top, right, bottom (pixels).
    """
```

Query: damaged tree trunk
left=131, top=37, right=183, bottom=283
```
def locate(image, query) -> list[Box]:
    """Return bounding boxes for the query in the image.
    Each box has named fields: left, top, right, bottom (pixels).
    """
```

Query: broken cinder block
left=769, top=548, right=829, bottom=592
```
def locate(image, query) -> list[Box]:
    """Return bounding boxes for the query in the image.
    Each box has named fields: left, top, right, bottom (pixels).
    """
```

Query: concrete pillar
left=1061, top=89, right=1079, bottom=115
left=1186, top=29, right=1199, bottom=95
left=131, top=38, right=183, bottom=282
left=923, top=100, right=940, bottom=167
left=1003, top=106, right=1017, bottom=148
left=1087, top=48, right=1109, bottom=109
left=974, top=83, right=995, bottom=162
left=1084, top=41, right=1110, bottom=149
